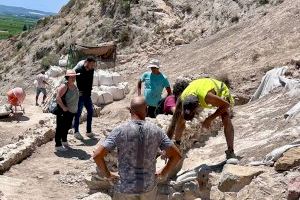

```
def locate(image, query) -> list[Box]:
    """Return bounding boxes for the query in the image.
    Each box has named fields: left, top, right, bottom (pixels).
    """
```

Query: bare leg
left=221, top=109, right=234, bottom=151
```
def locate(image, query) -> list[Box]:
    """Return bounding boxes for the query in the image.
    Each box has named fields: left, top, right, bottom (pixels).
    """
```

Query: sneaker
left=86, top=132, right=95, bottom=138
left=62, top=142, right=70, bottom=148
left=225, top=149, right=236, bottom=159
left=74, top=132, right=84, bottom=140
left=55, top=146, right=67, bottom=152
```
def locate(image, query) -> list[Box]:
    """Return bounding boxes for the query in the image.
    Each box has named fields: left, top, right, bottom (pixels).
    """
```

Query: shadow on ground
left=78, top=138, right=99, bottom=147
left=54, top=147, right=91, bottom=160
left=0, top=113, right=29, bottom=122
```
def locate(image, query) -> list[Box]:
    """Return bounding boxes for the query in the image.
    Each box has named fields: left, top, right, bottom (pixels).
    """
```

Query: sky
left=0, top=0, right=70, bottom=13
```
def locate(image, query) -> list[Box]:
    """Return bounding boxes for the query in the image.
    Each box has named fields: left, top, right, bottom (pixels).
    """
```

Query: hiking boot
left=62, top=142, right=70, bottom=148
left=55, top=146, right=67, bottom=152
left=74, top=132, right=84, bottom=140
left=225, top=149, right=236, bottom=159
left=86, top=132, right=95, bottom=138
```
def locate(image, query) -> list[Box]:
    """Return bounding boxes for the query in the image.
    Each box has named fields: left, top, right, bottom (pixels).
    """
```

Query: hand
left=62, top=106, right=69, bottom=112
left=202, top=117, right=212, bottom=129
left=108, top=171, right=120, bottom=183
left=159, top=150, right=168, bottom=163
left=155, top=170, right=166, bottom=183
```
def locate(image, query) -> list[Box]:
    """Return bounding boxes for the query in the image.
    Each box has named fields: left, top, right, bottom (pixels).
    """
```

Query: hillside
left=0, top=5, right=55, bottom=40
left=0, top=0, right=289, bottom=95
left=0, top=4, right=54, bottom=18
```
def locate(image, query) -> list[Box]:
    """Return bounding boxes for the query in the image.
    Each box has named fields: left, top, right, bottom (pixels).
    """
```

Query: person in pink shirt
left=164, top=80, right=189, bottom=114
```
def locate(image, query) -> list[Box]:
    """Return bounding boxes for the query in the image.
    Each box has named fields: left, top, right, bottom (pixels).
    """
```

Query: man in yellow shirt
left=166, top=78, right=236, bottom=159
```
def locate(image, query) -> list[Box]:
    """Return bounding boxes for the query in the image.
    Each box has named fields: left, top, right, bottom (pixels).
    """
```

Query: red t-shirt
left=164, top=95, right=176, bottom=113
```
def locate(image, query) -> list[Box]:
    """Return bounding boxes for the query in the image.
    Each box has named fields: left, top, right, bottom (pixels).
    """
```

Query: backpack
left=48, top=85, right=68, bottom=115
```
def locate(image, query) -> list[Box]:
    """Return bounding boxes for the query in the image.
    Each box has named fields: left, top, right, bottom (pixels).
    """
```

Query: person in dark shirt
left=73, top=57, right=96, bottom=140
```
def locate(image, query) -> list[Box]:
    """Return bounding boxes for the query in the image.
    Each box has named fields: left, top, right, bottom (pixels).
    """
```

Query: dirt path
left=2, top=123, right=99, bottom=200
left=0, top=93, right=52, bottom=147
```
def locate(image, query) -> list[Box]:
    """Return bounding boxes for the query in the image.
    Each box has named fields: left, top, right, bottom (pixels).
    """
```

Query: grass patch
left=0, top=15, right=37, bottom=40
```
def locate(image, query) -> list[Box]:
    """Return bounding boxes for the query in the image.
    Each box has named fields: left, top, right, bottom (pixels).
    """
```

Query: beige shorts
left=113, top=186, right=157, bottom=200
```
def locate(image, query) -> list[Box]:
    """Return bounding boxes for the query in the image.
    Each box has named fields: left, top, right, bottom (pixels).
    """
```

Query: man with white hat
left=137, top=59, right=171, bottom=118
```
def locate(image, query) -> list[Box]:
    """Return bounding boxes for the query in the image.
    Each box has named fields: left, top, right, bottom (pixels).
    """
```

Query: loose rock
left=218, top=164, right=264, bottom=192
left=81, top=192, right=111, bottom=200
left=274, top=147, right=300, bottom=171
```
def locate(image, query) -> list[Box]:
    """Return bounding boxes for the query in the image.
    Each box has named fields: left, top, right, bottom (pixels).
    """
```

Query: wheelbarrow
left=6, top=87, right=26, bottom=114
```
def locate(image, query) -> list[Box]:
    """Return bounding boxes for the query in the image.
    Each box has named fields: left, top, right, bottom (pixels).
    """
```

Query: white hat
left=147, top=59, right=160, bottom=69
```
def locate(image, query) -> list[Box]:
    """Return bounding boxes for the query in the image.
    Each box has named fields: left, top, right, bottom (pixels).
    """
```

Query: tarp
left=68, top=41, right=117, bottom=68
left=284, top=101, right=300, bottom=120
left=250, top=66, right=288, bottom=101
left=250, top=66, right=300, bottom=120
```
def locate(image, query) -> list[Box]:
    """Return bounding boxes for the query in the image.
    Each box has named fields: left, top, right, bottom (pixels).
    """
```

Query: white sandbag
left=93, top=73, right=99, bottom=86
left=0, top=105, right=11, bottom=117
left=91, top=91, right=99, bottom=105
left=59, top=59, right=68, bottom=67
left=46, top=66, right=64, bottom=77
left=100, top=85, right=125, bottom=100
left=118, top=82, right=130, bottom=94
left=98, top=70, right=114, bottom=86
left=112, top=72, right=122, bottom=85
left=97, top=91, right=113, bottom=105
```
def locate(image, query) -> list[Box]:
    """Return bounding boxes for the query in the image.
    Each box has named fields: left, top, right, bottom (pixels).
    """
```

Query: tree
left=22, top=24, right=28, bottom=31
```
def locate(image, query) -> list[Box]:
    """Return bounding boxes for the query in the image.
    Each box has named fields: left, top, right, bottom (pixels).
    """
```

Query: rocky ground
left=1, top=72, right=299, bottom=199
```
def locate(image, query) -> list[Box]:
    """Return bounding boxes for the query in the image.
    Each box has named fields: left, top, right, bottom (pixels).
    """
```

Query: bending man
left=167, top=78, right=235, bottom=159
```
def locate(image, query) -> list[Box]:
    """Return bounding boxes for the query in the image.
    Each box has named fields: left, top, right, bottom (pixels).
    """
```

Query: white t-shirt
left=36, top=74, right=48, bottom=88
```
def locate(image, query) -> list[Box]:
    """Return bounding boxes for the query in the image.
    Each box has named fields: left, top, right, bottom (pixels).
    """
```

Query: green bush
left=121, top=0, right=131, bottom=17
left=258, top=0, right=269, bottom=5
left=35, top=47, right=52, bottom=60
left=119, top=26, right=131, bottom=45
left=16, top=42, right=23, bottom=50
left=41, top=53, right=59, bottom=70
left=231, top=16, right=239, bottom=23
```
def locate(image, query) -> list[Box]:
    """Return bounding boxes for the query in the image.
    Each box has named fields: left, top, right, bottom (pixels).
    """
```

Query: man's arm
left=137, top=79, right=142, bottom=96
left=166, top=99, right=182, bottom=139
left=204, top=92, right=230, bottom=123
left=93, top=145, right=113, bottom=178
left=156, top=144, right=181, bottom=179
